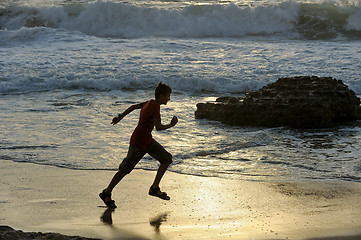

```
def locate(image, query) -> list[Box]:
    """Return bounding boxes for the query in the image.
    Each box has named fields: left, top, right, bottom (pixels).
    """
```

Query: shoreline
left=2, top=226, right=361, bottom=240
left=1, top=159, right=361, bottom=239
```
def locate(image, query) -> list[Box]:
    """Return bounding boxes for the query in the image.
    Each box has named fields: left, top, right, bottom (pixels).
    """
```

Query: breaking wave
left=1, top=0, right=360, bottom=39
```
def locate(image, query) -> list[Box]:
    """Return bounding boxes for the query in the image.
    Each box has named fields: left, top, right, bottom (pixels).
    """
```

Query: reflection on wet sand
left=100, top=208, right=169, bottom=238
left=100, top=208, right=115, bottom=226
left=149, top=213, right=168, bottom=233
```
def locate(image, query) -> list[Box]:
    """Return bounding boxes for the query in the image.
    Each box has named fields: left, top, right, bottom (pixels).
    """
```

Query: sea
left=1, top=0, right=361, bottom=182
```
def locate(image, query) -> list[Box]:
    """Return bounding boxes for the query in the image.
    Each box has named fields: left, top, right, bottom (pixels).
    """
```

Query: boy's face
left=159, top=93, right=171, bottom=105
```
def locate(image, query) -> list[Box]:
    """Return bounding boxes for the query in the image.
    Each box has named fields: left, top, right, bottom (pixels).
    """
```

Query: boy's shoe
left=99, top=189, right=117, bottom=208
left=149, top=186, right=170, bottom=200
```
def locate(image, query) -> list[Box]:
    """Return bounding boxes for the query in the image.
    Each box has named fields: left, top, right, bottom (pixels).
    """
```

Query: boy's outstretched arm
left=111, top=103, right=143, bottom=125
left=154, top=116, right=178, bottom=131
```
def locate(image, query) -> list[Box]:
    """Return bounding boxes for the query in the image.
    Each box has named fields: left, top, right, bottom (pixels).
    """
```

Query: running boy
left=99, top=82, right=178, bottom=208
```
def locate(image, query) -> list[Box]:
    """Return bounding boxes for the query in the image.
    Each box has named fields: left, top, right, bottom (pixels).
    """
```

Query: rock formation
left=195, top=76, right=361, bottom=128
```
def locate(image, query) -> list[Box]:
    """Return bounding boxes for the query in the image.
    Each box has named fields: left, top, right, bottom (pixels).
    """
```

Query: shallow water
left=1, top=0, right=361, bottom=182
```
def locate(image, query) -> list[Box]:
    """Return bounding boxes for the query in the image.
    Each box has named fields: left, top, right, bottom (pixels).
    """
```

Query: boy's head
left=155, top=82, right=172, bottom=105
left=155, top=82, right=172, bottom=99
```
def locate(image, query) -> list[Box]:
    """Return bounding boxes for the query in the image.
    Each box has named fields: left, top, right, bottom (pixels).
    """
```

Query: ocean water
left=1, top=0, right=361, bottom=182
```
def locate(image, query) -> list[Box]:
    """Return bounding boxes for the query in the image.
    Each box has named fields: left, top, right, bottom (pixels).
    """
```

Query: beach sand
left=1, top=160, right=361, bottom=240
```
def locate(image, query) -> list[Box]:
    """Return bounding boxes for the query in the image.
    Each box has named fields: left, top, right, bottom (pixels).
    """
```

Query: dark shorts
left=118, top=140, right=172, bottom=174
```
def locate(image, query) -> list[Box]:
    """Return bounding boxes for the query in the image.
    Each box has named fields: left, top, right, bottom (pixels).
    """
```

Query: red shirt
left=130, top=100, right=160, bottom=149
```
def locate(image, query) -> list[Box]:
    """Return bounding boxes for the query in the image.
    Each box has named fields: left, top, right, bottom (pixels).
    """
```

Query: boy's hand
left=171, top=116, right=178, bottom=127
left=111, top=116, right=121, bottom=125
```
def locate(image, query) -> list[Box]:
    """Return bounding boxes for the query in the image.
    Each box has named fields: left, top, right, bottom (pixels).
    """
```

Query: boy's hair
left=155, top=82, right=172, bottom=99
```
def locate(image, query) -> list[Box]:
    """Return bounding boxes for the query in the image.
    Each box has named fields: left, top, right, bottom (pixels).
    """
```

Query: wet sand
left=1, top=160, right=361, bottom=239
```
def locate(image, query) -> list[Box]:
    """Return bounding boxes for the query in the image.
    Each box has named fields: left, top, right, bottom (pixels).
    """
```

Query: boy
left=99, top=82, right=178, bottom=208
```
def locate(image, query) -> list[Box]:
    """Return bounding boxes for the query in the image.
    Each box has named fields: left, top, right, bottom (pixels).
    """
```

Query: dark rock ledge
left=195, top=76, right=361, bottom=129
left=0, top=226, right=100, bottom=240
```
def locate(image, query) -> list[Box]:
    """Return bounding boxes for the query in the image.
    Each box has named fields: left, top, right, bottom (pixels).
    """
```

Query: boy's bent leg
left=151, top=163, right=170, bottom=189
left=148, top=140, right=173, bottom=165
left=147, top=140, right=172, bottom=200
left=149, top=163, right=171, bottom=200
left=147, top=140, right=173, bottom=188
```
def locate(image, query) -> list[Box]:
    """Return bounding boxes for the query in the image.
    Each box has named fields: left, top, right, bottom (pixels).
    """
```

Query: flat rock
left=0, top=226, right=100, bottom=240
left=195, top=76, right=361, bottom=128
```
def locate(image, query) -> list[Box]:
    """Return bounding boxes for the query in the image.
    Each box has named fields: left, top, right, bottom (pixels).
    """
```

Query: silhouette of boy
left=99, top=82, right=178, bottom=208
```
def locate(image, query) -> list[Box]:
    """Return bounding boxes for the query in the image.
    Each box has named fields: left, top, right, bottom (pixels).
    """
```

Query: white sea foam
left=347, top=7, right=361, bottom=31
left=0, top=1, right=299, bottom=38
left=1, top=1, right=360, bottom=95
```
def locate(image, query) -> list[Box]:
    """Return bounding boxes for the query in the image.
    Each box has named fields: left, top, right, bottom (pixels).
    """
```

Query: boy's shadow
left=100, top=208, right=150, bottom=240
left=100, top=208, right=114, bottom=225
left=149, top=213, right=168, bottom=234
left=101, top=209, right=169, bottom=234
